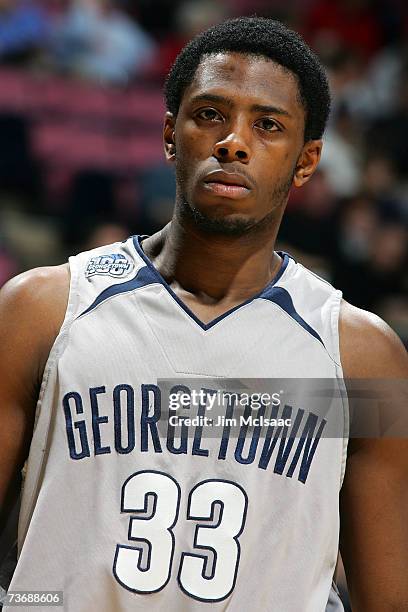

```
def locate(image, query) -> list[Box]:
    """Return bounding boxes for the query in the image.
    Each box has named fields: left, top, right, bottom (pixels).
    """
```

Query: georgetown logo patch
left=86, top=254, right=133, bottom=279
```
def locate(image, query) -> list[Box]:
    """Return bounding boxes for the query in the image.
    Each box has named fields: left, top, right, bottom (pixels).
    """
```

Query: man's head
left=163, top=17, right=331, bottom=236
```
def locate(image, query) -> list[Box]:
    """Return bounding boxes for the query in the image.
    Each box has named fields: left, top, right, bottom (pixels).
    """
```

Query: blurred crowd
left=0, top=0, right=406, bottom=349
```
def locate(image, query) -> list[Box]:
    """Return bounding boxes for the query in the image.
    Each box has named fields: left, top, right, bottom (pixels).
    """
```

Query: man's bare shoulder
left=0, top=265, right=70, bottom=512
left=339, top=299, right=408, bottom=379
left=0, top=264, right=71, bottom=373
left=339, top=299, right=408, bottom=459
left=0, top=264, right=70, bottom=315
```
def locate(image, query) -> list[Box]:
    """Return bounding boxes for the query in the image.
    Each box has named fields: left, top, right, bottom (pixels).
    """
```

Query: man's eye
left=197, top=108, right=222, bottom=121
left=256, top=118, right=279, bottom=131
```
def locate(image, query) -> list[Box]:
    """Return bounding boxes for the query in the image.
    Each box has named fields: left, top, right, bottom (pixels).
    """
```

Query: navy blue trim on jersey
left=78, top=264, right=157, bottom=318
left=260, top=286, right=324, bottom=345
left=133, top=235, right=291, bottom=331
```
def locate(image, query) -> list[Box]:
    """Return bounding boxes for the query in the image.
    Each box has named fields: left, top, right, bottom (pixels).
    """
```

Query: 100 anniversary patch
left=85, top=254, right=133, bottom=279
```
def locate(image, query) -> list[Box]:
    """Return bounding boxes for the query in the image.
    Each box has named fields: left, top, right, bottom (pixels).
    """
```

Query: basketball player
left=0, top=17, right=407, bottom=612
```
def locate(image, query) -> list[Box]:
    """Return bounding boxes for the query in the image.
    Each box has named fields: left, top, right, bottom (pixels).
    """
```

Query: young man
left=0, top=17, right=407, bottom=612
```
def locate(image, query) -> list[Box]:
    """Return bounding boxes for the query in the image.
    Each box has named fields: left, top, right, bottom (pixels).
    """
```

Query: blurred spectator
left=131, top=0, right=181, bottom=39
left=0, top=113, right=43, bottom=208
left=361, top=155, right=407, bottom=222
left=361, top=43, right=407, bottom=117
left=305, top=0, right=385, bottom=61
left=84, top=221, right=130, bottom=251
left=38, top=0, right=70, bottom=20
left=324, top=45, right=387, bottom=123
left=0, top=0, right=50, bottom=65
left=331, top=194, right=407, bottom=311
left=62, top=169, right=118, bottom=250
left=175, top=0, right=228, bottom=37
left=371, top=223, right=407, bottom=277
left=278, top=169, right=337, bottom=268
left=334, top=194, right=379, bottom=266
left=52, top=0, right=156, bottom=85
left=143, top=0, right=228, bottom=81
left=137, top=163, right=175, bottom=236
left=319, top=105, right=363, bottom=197
left=324, top=42, right=408, bottom=123
left=366, top=66, right=408, bottom=177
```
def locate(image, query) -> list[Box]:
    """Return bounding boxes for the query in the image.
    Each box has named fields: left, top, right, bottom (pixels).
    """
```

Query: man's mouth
left=202, top=171, right=253, bottom=199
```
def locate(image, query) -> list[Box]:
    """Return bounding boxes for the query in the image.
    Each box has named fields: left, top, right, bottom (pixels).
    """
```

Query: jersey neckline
left=132, top=234, right=291, bottom=331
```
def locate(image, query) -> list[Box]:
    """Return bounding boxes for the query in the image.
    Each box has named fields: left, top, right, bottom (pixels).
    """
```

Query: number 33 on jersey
left=113, top=471, right=248, bottom=603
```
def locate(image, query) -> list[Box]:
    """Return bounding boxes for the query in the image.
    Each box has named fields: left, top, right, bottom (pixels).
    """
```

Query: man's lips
left=201, top=170, right=253, bottom=199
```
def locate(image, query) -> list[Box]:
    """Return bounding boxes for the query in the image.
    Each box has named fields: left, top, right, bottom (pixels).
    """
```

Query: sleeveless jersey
left=6, top=236, right=348, bottom=612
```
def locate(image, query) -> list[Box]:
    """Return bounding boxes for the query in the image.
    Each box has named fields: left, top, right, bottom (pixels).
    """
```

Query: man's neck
left=141, top=217, right=283, bottom=305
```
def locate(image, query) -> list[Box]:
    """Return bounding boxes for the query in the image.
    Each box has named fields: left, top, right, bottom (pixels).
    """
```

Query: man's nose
left=213, top=128, right=251, bottom=163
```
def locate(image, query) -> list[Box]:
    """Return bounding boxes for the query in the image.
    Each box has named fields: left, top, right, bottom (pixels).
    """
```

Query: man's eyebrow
left=189, top=94, right=292, bottom=117
left=251, top=104, right=292, bottom=117
left=190, top=93, right=234, bottom=106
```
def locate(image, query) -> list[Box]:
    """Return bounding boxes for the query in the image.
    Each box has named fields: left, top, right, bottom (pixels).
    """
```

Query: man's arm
left=339, top=300, right=408, bottom=611
left=0, top=265, right=70, bottom=536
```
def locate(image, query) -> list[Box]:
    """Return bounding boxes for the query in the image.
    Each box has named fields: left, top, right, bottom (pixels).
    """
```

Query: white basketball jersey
left=6, top=236, right=348, bottom=612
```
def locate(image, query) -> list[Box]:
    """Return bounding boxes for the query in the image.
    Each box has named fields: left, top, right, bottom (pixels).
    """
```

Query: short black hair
left=164, top=17, right=331, bottom=142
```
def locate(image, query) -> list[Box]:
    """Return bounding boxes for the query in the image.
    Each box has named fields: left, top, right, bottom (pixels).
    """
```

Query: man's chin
left=177, top=196, right=282, bottom=237
left=183, top=203, right=259, bottom=236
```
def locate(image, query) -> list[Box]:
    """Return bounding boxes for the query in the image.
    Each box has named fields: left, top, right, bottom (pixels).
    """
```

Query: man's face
left=165, top=52, right=321, bottom=235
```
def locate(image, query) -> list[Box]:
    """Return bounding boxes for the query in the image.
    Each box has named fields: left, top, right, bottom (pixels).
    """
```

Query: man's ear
left=293, top=140, right=323, bottom=188
left=163, top=111, right=176, bottom=162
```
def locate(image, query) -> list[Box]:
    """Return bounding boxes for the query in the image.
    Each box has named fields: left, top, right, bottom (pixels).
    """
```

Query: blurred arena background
left=0, top=0, right=407, bottom=347
left=0, top=1, right=407, bottom=608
